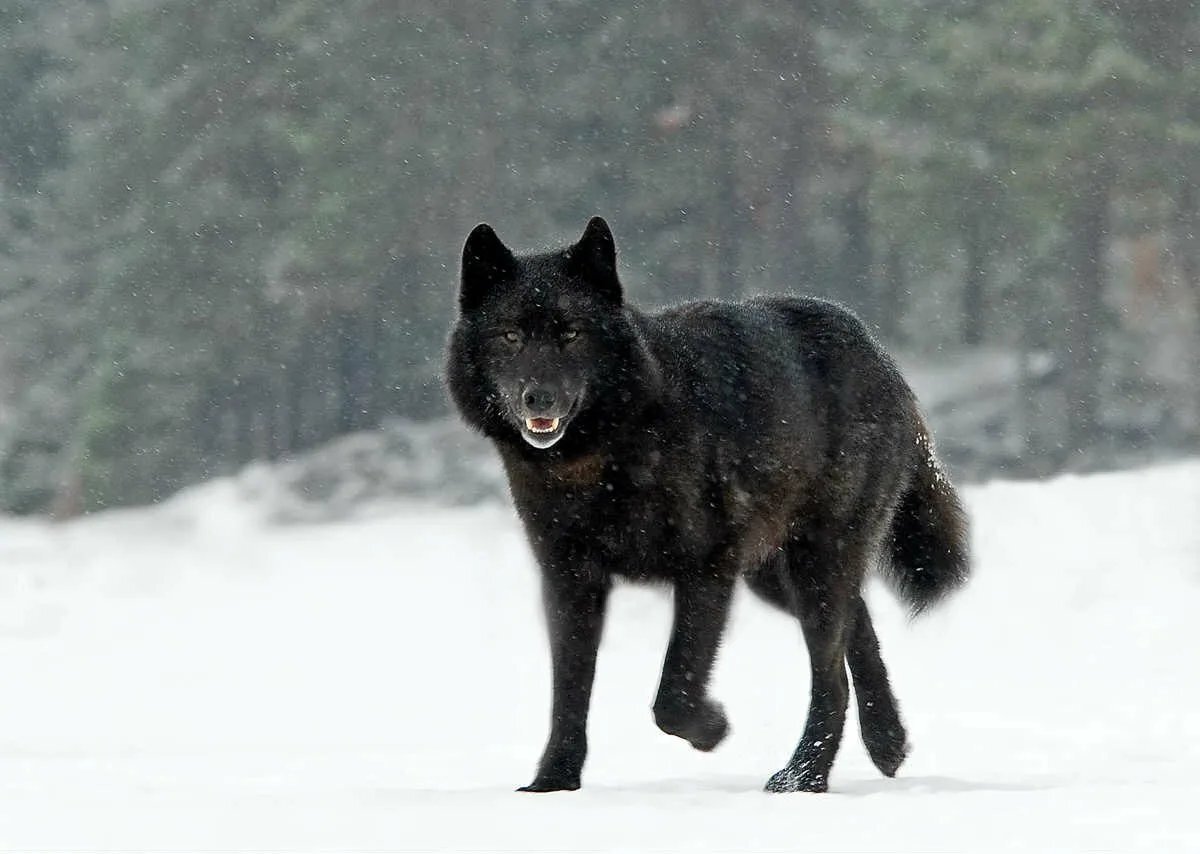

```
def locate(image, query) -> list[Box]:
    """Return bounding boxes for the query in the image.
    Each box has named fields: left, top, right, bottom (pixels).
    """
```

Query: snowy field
left=1, top=462, right=1198, bottom=852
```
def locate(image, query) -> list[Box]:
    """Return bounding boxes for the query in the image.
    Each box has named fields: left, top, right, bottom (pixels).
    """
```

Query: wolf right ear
left=567, top=216, right=621, bottom=305
left=460, top=223, right=516, bottom=313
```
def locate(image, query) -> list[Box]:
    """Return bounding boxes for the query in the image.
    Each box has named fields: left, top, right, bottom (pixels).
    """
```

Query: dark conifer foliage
left=0, top=0, right=1197, bottom=512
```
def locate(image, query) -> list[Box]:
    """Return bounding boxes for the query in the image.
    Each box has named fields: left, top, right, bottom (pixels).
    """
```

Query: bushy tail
left=882, top=429, right=971, bottom=616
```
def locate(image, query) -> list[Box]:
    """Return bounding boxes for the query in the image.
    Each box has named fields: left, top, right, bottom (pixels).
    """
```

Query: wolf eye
left=502, top=331, right=521, bottom=344
left=561, top=328, right=580, bottom=343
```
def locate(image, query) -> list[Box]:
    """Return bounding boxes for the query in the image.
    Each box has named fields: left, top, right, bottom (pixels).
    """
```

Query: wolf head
left=447, top=217, right=644, bottom=452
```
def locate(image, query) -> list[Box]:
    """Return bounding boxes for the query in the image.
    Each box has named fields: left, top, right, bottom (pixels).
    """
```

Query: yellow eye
left=561, top=329, right=580, bottom=343
left=503, top=331, right=521, bottom=344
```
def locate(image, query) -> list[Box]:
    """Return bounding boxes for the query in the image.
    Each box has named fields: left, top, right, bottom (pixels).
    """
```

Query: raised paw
left=653, top=697, right=730, bottom=752
left=865, top=731, right=909, bottom=778
left=859, top=702, right=910, bottom=778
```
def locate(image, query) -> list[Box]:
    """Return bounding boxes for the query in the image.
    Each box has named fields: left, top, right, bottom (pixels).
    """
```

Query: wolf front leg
left=652, top=570, right=736, bottom=752
left=519, top=569, right=610, bottom=792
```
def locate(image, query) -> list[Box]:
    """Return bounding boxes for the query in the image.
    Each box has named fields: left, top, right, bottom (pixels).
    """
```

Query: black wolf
left=446, top=217, right=969, bottom=793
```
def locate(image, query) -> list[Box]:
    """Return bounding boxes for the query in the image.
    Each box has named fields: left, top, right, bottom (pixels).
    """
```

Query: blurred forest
left=1, top=0, right=1198, bottom=514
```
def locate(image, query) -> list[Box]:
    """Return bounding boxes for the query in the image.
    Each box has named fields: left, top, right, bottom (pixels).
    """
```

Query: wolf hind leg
left=652, top=569, right=736, bottom=752
left=847, top=595, right=909, bottom=777
left=746, top=560, right=907, bottom=777
left=760, top=534, right=864, bottom=794
left=764, top=583, right=852, bottom=792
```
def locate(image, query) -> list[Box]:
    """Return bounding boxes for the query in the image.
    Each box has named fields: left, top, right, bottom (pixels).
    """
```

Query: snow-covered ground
left=0, top=462, right=1198, bottom=852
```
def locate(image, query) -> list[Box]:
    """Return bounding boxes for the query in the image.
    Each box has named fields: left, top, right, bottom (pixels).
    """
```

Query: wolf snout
left=517, top=384, right=574, bottom=447
left=521, top=385, right=560, bottom=415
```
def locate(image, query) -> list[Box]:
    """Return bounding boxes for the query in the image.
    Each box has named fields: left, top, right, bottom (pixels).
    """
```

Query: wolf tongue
left=530, top=418, right=555, bottom=431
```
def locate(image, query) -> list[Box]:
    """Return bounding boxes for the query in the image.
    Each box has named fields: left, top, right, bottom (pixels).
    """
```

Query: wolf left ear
left=460, top=223, right=516, bottom=313
left=567, top=216, right=622, bottom=304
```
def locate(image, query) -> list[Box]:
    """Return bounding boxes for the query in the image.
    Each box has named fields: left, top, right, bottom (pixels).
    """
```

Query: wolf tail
left=881, top=424, right=971, bottom=617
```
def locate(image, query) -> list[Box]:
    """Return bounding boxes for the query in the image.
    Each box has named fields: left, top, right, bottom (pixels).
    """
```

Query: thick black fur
left=446, top=217, right=970, bottom=793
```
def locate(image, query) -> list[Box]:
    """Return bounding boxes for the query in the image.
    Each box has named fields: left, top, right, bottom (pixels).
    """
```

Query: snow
left=1, top=462, right=1198, bottom=851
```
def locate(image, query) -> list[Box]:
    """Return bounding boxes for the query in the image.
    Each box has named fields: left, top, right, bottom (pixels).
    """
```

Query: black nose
left=522, top=386, right=557, bottom=413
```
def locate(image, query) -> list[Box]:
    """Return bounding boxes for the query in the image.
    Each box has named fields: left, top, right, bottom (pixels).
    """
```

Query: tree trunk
left=767, top=12, right=825, bottom=297
left=962, top=200, right=987, bottom=346
left=336, top=313, right=363, bottom=433
left=286, top=333, right=312, bottom=452
left=1064, top=171, right=1110, bottom=452
left=710, top=97, right=741, bottom=299
left=1176, top=178, right=1200, bottom=425
left=879, top=243, right=907, bottom=345
left=840, top=165, right=873, bottom=320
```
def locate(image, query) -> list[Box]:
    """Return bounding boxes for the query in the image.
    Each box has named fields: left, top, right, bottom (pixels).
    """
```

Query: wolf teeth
left=526, top=417, right=561, bottom=433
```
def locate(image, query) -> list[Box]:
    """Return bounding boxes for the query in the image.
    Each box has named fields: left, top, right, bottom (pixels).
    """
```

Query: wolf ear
left=567, top=216, right=622, bottom=304
left=460, top=223, right=516, bottom=313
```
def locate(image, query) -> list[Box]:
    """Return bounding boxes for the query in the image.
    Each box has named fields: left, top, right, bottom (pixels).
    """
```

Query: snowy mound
left=180, top=417, right=507, bottom=524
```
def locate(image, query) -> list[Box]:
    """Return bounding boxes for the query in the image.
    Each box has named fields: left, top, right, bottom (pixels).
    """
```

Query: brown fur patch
left=551, top=453, right=607, bottom=486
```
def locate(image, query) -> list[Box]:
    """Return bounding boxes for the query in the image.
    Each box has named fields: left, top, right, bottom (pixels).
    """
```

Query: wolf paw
left=865, top=732, right=910, bottom=778
left=687, top=707, right=729, bottom=752
left=654, top=698, right=729, bottom=752
left=763, top=765, right=828, bottom=793
left=517, top=776, right=580, bottom=793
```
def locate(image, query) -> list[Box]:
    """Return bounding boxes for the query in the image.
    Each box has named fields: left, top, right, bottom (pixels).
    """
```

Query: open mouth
left=525, top=417, right=560, bottom=434
left=521, top=415, right=567, bottom=449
